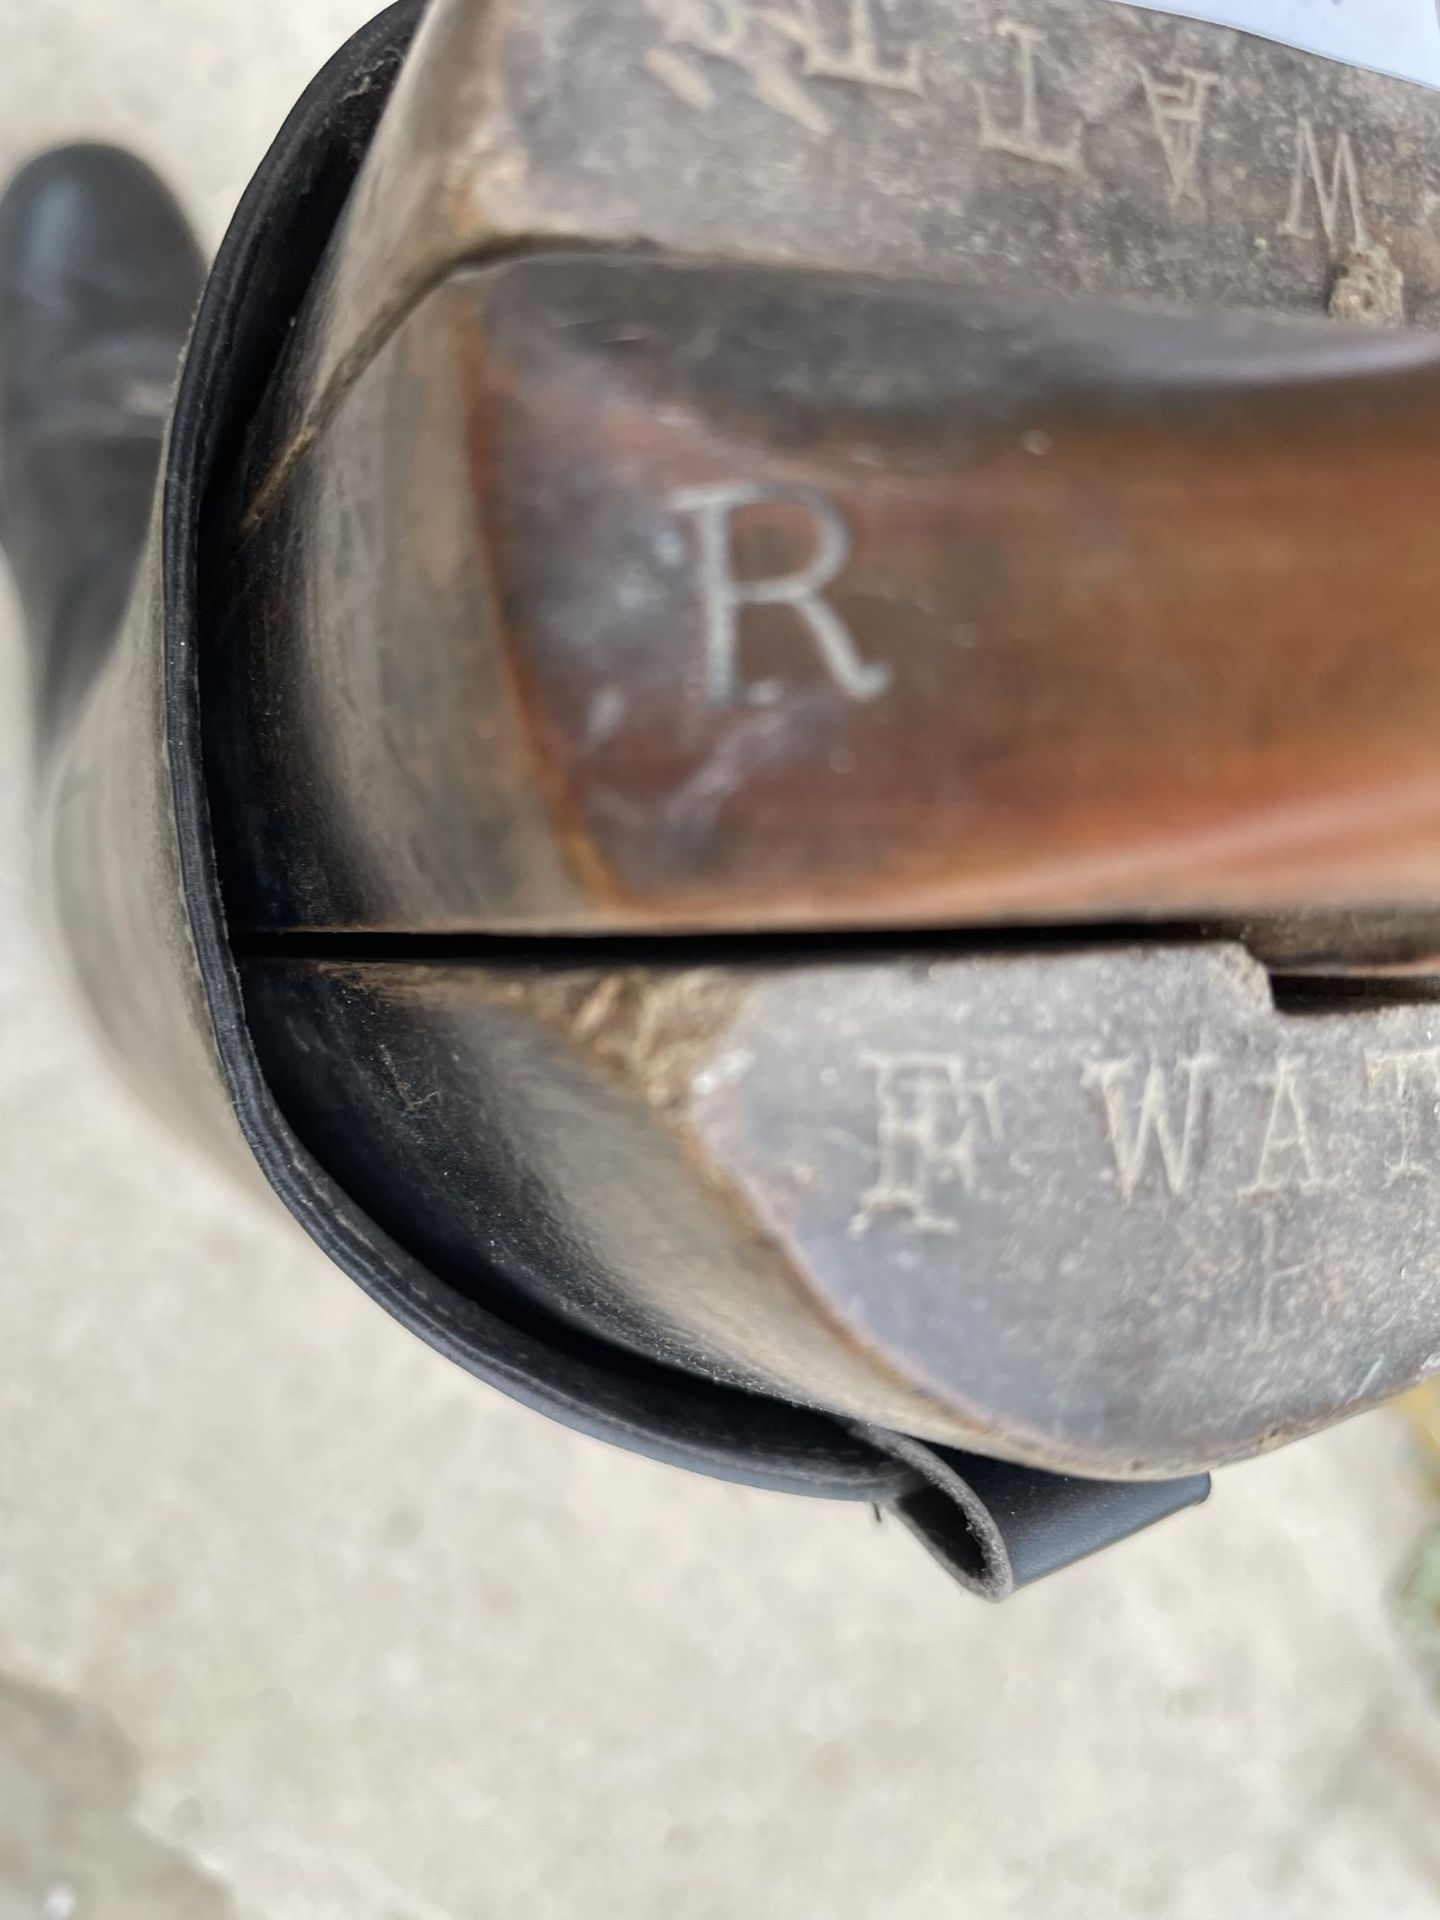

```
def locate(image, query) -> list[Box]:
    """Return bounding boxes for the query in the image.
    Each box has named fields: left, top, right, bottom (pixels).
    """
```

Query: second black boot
left=0, top=144, right=203, bottom=739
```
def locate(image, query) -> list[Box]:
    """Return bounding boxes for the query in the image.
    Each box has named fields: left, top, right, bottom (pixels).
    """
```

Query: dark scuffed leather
left=0, top=145, right=202, bottom=737
left=5, top=0, right=1211, bottom=1591
left=163, top=0, right=915, bottom=1501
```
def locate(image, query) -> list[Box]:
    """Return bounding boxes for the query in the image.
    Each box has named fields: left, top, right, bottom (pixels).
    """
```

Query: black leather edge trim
left=860, top=1427, right=1212, bottom=1600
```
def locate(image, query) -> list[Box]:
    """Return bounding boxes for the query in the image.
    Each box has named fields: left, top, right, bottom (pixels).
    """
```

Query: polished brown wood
left=207, top=0, right=1440, bottom=964
left=210, top=249, right=1440, bottom=952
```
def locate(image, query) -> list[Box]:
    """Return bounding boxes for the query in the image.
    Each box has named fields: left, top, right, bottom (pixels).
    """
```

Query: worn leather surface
left=2, top=0, right=1210, bottom=1594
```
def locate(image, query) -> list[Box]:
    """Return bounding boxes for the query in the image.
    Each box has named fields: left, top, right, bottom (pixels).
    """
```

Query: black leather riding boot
left=0, top=13, right=1218, bottom=1603
left=0, top=146, right=202, bottom=740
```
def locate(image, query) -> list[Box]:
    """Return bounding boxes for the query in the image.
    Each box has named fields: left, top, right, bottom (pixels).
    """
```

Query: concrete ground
left=4, top=4, right=1440, bottom=1916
